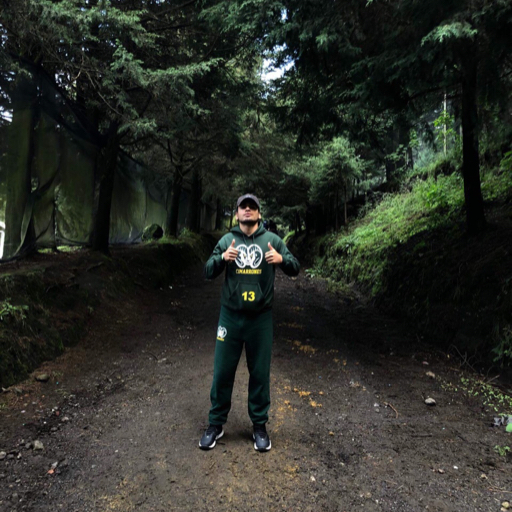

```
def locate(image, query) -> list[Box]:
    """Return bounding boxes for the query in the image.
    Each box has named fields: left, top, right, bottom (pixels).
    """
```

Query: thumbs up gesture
left=223, top=239, right=239, bottom=262
left=265, top=242, right=283, bottom=265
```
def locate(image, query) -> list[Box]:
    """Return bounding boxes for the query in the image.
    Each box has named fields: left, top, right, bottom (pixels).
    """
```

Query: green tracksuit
left=204, top=223, right=300, bottom=425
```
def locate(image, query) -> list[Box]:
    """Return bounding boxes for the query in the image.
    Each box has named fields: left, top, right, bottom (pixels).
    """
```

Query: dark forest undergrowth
left=0, top=235, right=215, bottom=389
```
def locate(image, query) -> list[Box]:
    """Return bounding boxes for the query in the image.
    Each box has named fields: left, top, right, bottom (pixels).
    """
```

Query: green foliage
left=156, top=228, right=201, bottom=244
left=317, top=171, right=466, bottom=293
left=500, top=151, right=512, bottom=172
left=440, top=374, right=512, bottom=415
left=459, top=376, right=512, bottom=414
left=258, top=0, right=512, bottom=233
left=433, top=110, right=459, bottom=153
left=283, top=230, right=296, bottom=244
left=309, top=136, right=364, bottom=203
left=476, top=148, right=512, bottom=202
left=421, top=21, right=477, bottom=45
left=492, top=325, right=512, bottom=366
left=0, top=299, right=29, bottom=324
left=481, top=170, right=512, bottom=202
left=304, top=268, right=318, bottom=279
left=316, top=153, right=511, bottom=296
left=418, top=174, right=464, bottom=211
left=494, top=445, right=511, bottom=457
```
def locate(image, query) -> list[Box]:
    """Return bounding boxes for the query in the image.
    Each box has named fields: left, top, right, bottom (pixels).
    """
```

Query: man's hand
left=265, top=242, right=283, bottom=265
left=223, top=239, right=238, bottom=262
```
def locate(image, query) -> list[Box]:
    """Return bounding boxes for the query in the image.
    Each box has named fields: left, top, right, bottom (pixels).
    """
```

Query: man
left=200, top=193, right=300, bottom=451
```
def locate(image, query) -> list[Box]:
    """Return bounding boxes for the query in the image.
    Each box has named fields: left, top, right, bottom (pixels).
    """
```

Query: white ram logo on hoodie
left=235, top=244, right=263, bottom=269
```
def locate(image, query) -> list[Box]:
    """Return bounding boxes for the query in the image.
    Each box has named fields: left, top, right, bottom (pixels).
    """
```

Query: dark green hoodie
left=204, top=224, right=300, bottom=312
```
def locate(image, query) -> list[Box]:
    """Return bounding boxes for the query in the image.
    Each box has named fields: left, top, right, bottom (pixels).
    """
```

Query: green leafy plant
left=456, top=375, right=512, bottom=414
left=0, top=299, right=29, bottom=324
left=479, top=153, right=512, bottom=201
left=305, top=268, right=317, bottom=278
left=500, top=150, right=512, bottom=172
left=492, top=325, right=512, bottom=366
left=433, top=110, right=458, bottom=153
left=283, top=230, right=296, bottom=245
left=494, top=445, right=511, bottom=457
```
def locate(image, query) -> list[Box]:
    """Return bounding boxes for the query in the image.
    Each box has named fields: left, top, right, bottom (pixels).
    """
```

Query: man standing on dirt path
left=200, top=193, right=300, bottom=452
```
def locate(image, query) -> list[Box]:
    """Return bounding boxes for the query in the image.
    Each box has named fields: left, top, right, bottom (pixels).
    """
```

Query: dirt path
left=1, top=266, right=511, bottom=512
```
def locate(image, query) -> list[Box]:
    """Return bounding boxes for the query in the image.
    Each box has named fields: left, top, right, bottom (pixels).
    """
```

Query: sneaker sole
left=199, top=429, right=224, bottom=450
left=253, top=434, right=271, bottom=452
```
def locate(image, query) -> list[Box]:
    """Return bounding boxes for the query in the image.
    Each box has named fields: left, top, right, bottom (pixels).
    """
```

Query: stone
left=142, top=224, right=163, bottom=241
left=35, top=374, right=50, bottom=383
left=0, top=452, right=6, bottom=460
left=33, top=440, right=44, bottom=451
left=424, top=397, right=436, bottom=406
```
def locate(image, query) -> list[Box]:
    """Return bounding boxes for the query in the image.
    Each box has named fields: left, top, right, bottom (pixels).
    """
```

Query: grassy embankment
left=309, top=156, right=512, bottom=368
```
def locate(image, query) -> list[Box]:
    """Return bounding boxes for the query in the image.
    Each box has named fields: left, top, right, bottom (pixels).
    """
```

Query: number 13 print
left=242, top=291, right=256, bottom=301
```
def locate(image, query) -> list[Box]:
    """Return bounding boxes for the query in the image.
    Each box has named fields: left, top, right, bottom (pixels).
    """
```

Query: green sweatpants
left=209, top=306, right=273, bottom=426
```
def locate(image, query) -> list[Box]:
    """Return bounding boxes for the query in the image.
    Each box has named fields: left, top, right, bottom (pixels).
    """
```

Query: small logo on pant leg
left=217, top=326, right=227, bottom=341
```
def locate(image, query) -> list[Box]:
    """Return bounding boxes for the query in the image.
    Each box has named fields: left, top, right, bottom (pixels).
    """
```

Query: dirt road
left=1, top=264, right=511, bottom=511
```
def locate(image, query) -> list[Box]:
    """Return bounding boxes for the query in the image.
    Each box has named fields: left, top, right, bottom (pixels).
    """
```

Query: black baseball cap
left=236, top=194, right=260, bottom=210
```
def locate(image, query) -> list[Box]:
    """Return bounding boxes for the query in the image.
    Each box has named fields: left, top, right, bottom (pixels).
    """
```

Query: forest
left=1, top=2, right=512, bottom=510
left=1, top=0, right=512, bottom=367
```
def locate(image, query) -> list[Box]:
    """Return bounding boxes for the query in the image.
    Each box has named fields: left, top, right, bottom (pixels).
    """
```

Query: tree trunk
left=334, top=185, right=339, bottom=232
left=215, top=198, right=223, bottom=231
left=4, top=71, right=38, bottom=259
left=91, top=121, right=120, bottom=254
left=165, top=174, right=182, bottom=237
left=229, top=202, right=234, bottom=229
left=407, top=146, right=414, bottom=170
left=314, top=204, right=327, bottom=235
left=443, top=93, right=448, bottom=156
left=344, top=184, right=348, bottom=227
left=385, top=159, right=393, bottom=184
left=461, top=54, right=486, bottom=234
left=295, top=211, right=301, bottom=234
left=186, top=168, right=201, bottom=233
left=305, top=203, right=313, bottom=236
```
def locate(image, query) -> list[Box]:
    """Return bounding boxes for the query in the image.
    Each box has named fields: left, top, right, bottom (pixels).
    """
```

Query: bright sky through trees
left=261, top=59, right=292, bottom=81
